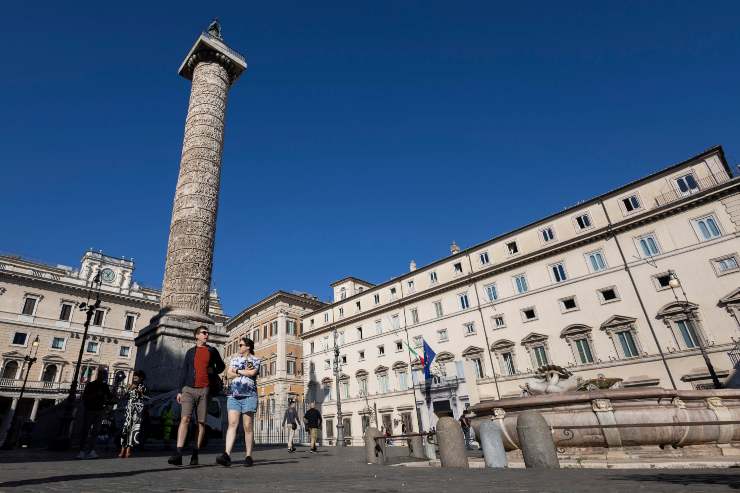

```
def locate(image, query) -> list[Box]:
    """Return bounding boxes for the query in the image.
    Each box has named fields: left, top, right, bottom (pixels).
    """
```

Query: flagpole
left=403, top=326, right=424, bottom=433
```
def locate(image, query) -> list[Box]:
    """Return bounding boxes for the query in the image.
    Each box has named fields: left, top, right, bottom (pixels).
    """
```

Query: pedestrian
left=168, top=325, right=225, bottom=466
left=119, top=370, right=147, bottom=458
left=459, top=411, right=473, bottom=450
left=282, top=400, right=301, bottom=453
left=76, top=367, right=112, bottom=459
left=303, top=401, right=322, bottom=453
left=216, top=336, right=260, bottom=467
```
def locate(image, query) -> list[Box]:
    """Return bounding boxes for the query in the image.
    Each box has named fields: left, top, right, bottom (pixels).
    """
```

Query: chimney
left=450, top=241, right=460, bottom=255
left=409, top=260, right=417, bottom=272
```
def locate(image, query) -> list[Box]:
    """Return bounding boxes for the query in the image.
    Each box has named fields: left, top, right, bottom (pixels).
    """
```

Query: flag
left=404, top=339, right=421, bottom=362
left=422, top=340, right=437, bottom=380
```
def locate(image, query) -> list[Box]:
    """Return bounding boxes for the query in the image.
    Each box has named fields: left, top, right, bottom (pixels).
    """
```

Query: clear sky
left=3, top=1, right=739, bottom=315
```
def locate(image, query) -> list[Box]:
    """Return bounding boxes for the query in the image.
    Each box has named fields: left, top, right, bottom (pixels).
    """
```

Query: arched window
left=520, top=333, right=551, bottom=370
left=491, top=340, right=517, bottom=376
left=2, top=360, right=19, bottom=379
left=656, top=302, right=705, bottom=351
left=560, top=325, right=596, bottom=365
left=462, top=346, right=485, bottom=379
left=600, top=315, right=643, bottom=359
left=42, top=364, right=58, bottom=383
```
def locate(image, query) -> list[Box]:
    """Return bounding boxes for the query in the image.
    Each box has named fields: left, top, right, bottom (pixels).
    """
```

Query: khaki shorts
left=310, top=428, right=319, bottom=441
left=180, top=386, right=209, bottom=422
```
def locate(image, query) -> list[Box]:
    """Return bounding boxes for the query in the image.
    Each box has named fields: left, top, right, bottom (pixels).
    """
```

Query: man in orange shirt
left=168, top=326, right=225, bottom=466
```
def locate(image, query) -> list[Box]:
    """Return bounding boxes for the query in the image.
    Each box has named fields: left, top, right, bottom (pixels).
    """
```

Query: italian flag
left=405, top=340, right=424, bottom=366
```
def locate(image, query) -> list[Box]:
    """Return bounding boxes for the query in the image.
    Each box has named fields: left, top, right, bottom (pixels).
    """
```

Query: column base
left=135, top=314, right=228, bottom=394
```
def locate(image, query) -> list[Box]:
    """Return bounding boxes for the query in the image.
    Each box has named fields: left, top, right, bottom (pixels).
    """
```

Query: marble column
left=135, top=23, right=247, bottom=393
left=30, top=398, right=40, bottom=422
left=0, top=397, right=19, bottom=445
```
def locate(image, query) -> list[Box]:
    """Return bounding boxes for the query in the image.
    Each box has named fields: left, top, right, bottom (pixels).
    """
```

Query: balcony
left=654, top=173, right=731, bottom=208
left=0, top=378, right=83, bottom=395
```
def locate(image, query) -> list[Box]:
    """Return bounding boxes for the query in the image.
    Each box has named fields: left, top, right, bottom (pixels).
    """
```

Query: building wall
left=301, top=147, right=740, bottom=445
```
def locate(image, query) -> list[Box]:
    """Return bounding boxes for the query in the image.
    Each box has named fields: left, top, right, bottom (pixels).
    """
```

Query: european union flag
left=422, top=340, right=437, bottom=380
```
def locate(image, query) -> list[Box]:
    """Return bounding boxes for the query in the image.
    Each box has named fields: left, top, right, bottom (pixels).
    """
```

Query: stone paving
left=0, top=445, right=739, bottom=492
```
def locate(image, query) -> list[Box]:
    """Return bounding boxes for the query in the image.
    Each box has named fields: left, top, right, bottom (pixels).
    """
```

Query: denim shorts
left=227, top=395, right=258, bottom=414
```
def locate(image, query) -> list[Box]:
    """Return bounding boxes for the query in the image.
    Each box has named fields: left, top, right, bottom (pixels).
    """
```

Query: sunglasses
left=199, top=331, right=209, bottom=335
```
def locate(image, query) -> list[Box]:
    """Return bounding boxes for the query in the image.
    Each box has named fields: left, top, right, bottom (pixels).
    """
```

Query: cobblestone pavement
left=0, top=445, right=738, bottom=492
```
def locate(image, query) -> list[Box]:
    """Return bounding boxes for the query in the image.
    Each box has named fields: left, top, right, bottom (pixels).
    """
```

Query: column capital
left=179, top=31, right=247, bottom=83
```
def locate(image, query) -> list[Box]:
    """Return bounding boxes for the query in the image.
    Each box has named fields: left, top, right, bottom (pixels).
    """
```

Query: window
left=375, top=320, right=383, bottom=334
left=472, top=358, right=484, bottom=379
left=86, top=341, right=99, bottom=354
left=59, top=303, right=73, bottom=322
left=119, top=346, right=130, bottom=357
left=412, top=335, right=423, bottom=348
left=430, top=271, right=438, bottom=284
left=484, top=283, right=498, bottom=302
left=287, top=360, right=295, bottom=374
left=493, top=315, right=506, bottom=329
left=506, top=241, right=519, bottom=255
left=713, top=255, right=740, bottom=275
left=501, top=352, right=516, bottom=375
left=391, top=314, right=400, bottom=330
left=271, top=321, right=279, bottom=336
left=356, top=300, right=361, bottom=311
left=693, top=215, right=722, bottom=241
left=622, top=195, right=641, bottom=213
left=433, top=301, right=444, bottom=318
left=338, top=331, right=345, bottom=346
left=437, top=329, right=448, bottom=342
left=513, top=274, right=528, bottom=294
left=410, top=308, right=419, bottom=324
left=637, top=234, right=661, bottom=257
left=12, top=332, right=28, bottom=346
left=338, top=307, right=344, bottom=318
left=675, top=320, right=700, bottom=349
left=270, top=361, right=276, bottom=375
left=357, top=326, right=363, bottom=340
left=340, top=380, right=350, bottom=399
left=551, top=262, right=567, bottom=283
left=532, top=346, right=548, bottom=367
left=390, top=287, right=397, bottom=300
left=124, top=314, right=136, bottom=331
left=574, top=338, right=594, bottom=364
left=287, top=320, right=296, bottom=336
left=324, top=359, right=331, bottom=370
left=341, top=354, right=347, bottom=365
left=51, top=337, right=65, bottom=350
left=598, top=287, right=620, bottom=303
left=453, top=262, right=463, bottom=274
left=479, top=252, right=490, bottom=265
left=653, top=273, right=672, bottom=290
left=541, top=226, right=555, bottom=243
left=21, top=297, right=37, bottom=316
left=675, top=173, right=699, bottom=196
left=395, top=340, right=403, bottom=352
left=326, top=419, right=334, bottom=436
left=378, top=345, right=385, bottom=356
left=459, top=293, right=470, bottom=310
left=358, top=350, right=365, bottom=361
left=616, top=330, right=639, bottom=358
left=340, top=287, right=347, bottom=300
left=575, top=213, right=592, bottom=230
left=324, top=313, right=329, bottom=323
left=560, top=296, right=578, bottom=312
left=309, top=318, right=315, bottom=329
left=377, top=373, right=390, bottom=393
left=358, top=377, right=368, bottom=394
left=310, top=342, right=315, bottom=354
left=521, top=307, right=537, bottom=321
left=398, top=371, right=409, bottom=390
left=407, top=280, right=415, bottom=293
left=464, top=322, right=476, bottom=336
left=586, top=250, right=607, bottom=272
left=374, top=294, right=380, bottom=304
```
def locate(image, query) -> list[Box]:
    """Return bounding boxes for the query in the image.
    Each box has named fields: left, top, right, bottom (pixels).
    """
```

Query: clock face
left=101, top=268, right=116, bottom=283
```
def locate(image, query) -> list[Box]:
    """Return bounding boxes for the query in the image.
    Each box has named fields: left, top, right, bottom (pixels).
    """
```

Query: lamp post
left=50, top=272, right=103, bottom=450
left=0, top=335, right=40, bottom=449
left=332, top=329, right=345, bottom=447
left=668, top=270, right=721, bottom=389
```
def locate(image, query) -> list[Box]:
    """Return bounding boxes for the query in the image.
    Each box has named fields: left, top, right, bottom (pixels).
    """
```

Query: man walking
left=168, top=326, right=225, bottom=466
left=459, top=411, right=473, bottom=450
left=303, top=401, right=322, bottom=453
left=282, top=400, right=301, bottom=453
left=76, top=367, right=112, bottom=459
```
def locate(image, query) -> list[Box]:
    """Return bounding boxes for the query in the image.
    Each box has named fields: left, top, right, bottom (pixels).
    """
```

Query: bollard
left=516, top=411, right=560, bottom=469
left=409, top=435, right=426, bottom=459
left=364, top=427, right=386, bottom=464
left=479, top=420, right=508, bottom=468
left=436, top=417, right=469, bottom=468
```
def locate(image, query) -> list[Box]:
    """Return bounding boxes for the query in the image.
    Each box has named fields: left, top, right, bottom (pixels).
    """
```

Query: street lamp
left=332, top=329, right=345, bottom=447
left=0, top=335, right=40, bottom=448
left=667, top=270, right=721, bottom=389
left=50, top=272, right=103, bottom=450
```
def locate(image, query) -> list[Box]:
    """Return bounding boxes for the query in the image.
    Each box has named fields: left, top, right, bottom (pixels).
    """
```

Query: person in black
left=168, top=326, right=226, bottom=466
left=282, top=400, right=301, bottom=453
left=76, top=367, right=112, bottom=459
left=459, top=412, right=473, bottom=450
left=304, top=401, right=322, bottom=453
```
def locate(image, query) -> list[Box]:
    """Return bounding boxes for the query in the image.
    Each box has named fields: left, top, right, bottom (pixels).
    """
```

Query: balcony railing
left=654, top=173, right=731, bottom=208
left=0, top=378, right=85, bottom=395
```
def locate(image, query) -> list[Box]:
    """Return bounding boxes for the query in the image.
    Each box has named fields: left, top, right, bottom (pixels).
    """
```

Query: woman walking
left=216, top=336, right=261, bottom=467
left=282, top=400, right=301, bottom=452
left=119, top=370, right=147, bottom=458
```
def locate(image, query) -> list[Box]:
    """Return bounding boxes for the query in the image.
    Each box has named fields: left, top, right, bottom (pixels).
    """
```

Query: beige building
left=0, top=250, right=225, bottom=430
left=224, top=291, right=324, bottom=439
left=301, top=146, right=740, bottom=445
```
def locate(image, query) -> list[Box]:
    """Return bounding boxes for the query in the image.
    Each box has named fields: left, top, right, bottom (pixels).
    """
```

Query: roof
left=226, top=290, right=326, bottom=329
left=329, top=276, right=375, bottom=288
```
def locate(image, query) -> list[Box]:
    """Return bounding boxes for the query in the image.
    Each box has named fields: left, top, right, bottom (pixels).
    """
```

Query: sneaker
left=167, top=454, right=183, bottom=466
left=311, top=447, right=317, bottom=453
left=189, top=452, right=199, bottom=466
left=76, top=451, right=86, bottom=460
left=287, top=448, right=294, bottom=453
left=216, top=453, right=231, bottom=467
left=85, top=450, right=98, bottom=459
left=244, top=456, right=253, bottom=467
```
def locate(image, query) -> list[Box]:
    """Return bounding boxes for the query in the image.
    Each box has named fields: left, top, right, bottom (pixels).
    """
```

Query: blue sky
left=3, top=1, right=739, bottom=315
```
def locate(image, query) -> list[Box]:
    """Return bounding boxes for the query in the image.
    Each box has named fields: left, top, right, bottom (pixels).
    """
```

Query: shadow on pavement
left=0, top=467, right=179, bottom=488
left=615, top=473, right=740, bottom=490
